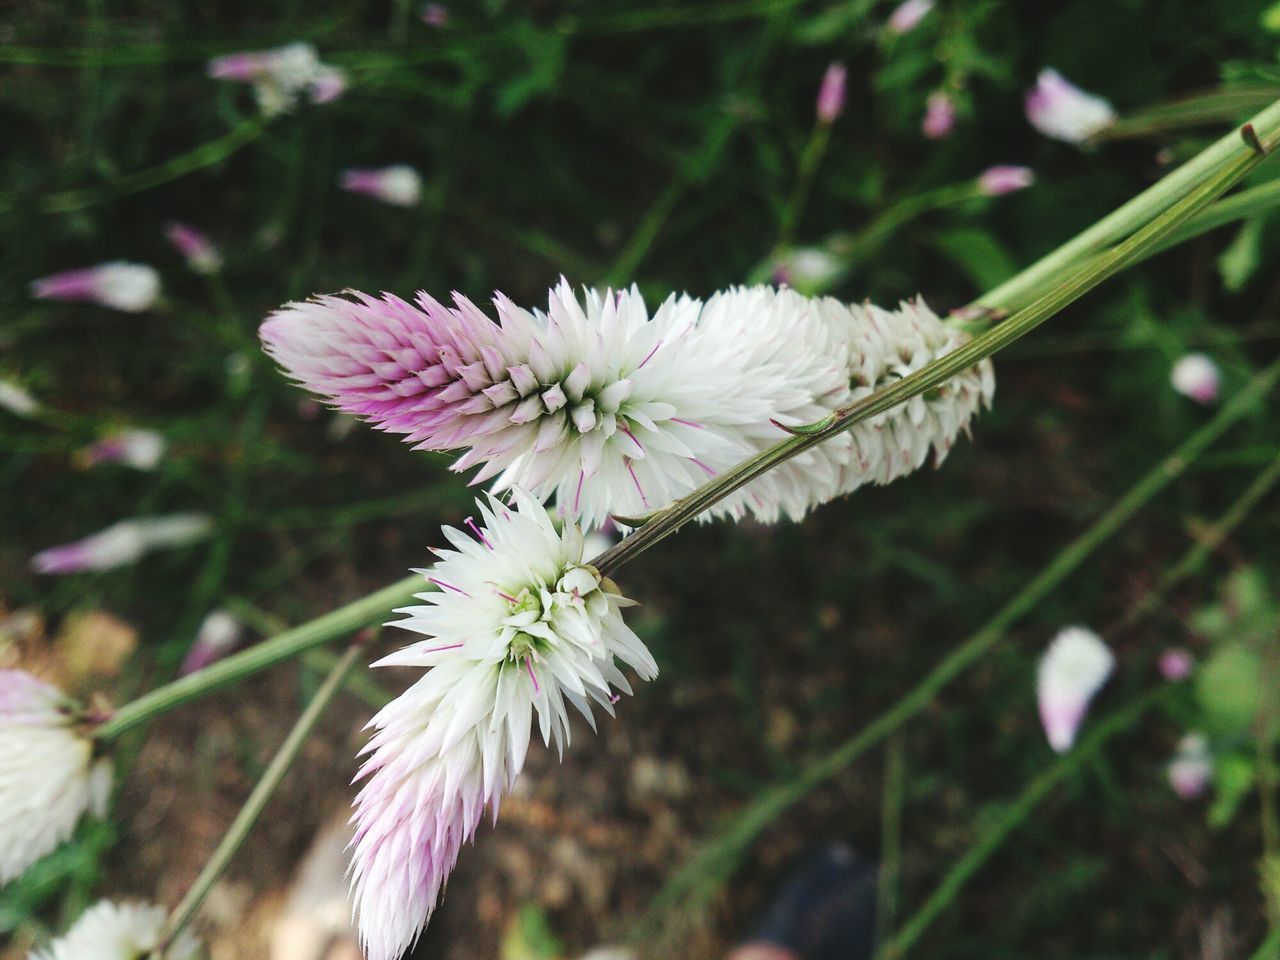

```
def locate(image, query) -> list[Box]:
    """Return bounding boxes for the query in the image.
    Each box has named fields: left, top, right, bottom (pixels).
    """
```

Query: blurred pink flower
left=339, top=166, right=423, bottom=207
left=1170, top=353, right=1220, bottom=405
left=1025, top=69, right=1116, bottom=144
left=308, top=66, right=347, bottom=104
left=1037, top=626, right=1114, bottom=753
left=978, top=165, right=1035, bottom=196
left=81, top=429, right=166, bottom=472
left=208, top=43, right=345, bottom=116
left=1167, top=733, right=1212, bottom=800
left=922, top=91, right=956, bottom=139
left=816, top=62, right=847, bottom=124
left=1158, top=648, right=1194, bottom=681
left=164, top=223, right=222, bottom=275
left=32, top=514, right=212, bottom=574
left=886, top=0, right=934, bottom=34
left=31, top=263, right=160, bottom=313
left=179, top=610, right=244, bottom=676
left=420, top=3, right=449, bottom=26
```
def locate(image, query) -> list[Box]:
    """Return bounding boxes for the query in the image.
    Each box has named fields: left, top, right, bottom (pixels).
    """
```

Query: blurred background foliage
left=3, top=0, right=1280, bottom=958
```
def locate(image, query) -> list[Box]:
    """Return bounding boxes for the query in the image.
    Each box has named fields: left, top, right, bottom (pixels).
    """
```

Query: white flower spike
left=1037, top=626, right=1115, bottom=753
left=0, top=671, right=111, bottom=884
left=28, top=900, right=201, bottom=960
left=349, top=490, right=655, bottom=960
left=31, top=513, right=213, bottom=575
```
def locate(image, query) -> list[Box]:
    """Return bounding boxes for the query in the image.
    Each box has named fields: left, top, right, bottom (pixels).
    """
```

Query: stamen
left=424, top=642, right=465, bottom=654
left=608, top=693, right=621, bottom=705
left=690, top=457, right=716, bottom=476
left=525, top=656, right=540, bottom=694
left=637, top=340, right=662, bottom=369
left=429, top=577, right=472, bottom=597
left=625, top=458, right=649, bottom=508
left=574, top=470, right=585, bottom=513
left=464, top=516, right=492, bottom=548
left=671, top=417, right=704, bottom=429
left=495, top=588, right=517, bottom=603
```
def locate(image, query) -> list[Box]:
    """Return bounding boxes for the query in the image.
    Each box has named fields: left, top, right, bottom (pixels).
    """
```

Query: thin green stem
left=630, top=358, right=1280, bottom=934
left=777, top=123, right=833, bottom=248
left=878, top=688, right=1169, bottom=958
left=596, top=118, right=1271, bottom=578
left=92, top=574, right=422, bottom=742
left=873, top=734, right=907, bottom=957
left=154, top=641, right=364, bottom=954
left=972, top=97, right=1280, bottom=315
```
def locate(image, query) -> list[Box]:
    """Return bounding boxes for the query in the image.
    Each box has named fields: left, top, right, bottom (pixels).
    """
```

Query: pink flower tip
left=340, top=166, right=423, bottom=207
left=1170, top=353, right=1220, bottom=405
left=816, top=62, right=847, bottom=124
left=922, top=91, right=956, bottom=140
left=1158, top=648, right=1194, bottom=681
left=1025, top=68, right=1117, bottom=145
left=1168, top=733, right=1212, bottom=800
left=978, top=165, right=1035, bottom=196
left=886, top=0, right=934, bottom=34
left=420, top=3, right=449, bottom=26
left=164, top=223, right=222, bottom=275
left=30, top=262, right=161, bottom=313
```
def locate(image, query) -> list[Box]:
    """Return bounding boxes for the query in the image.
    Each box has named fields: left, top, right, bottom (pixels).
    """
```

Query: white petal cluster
left=1025, top=69, right=1117, bottom=145
left=28, top=900, right=201, bottom=960
left=350, top=490, right=655, bottom=960
left=1037, top=626, right=1115, bottom=753
left=0, top=671, right=112, bottom=884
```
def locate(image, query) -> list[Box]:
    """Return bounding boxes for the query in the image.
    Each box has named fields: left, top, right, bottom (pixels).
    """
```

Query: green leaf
left=1208, top=752, right=1256, bottom=829
left=932, top=229, right=1019, bottom=291
left=1263, top=0, right=1280, bottom=32
left=1196, top=643, right=1265, bottom=734
left=1217, top=217, right=1265, bottom=293
left=500, top=904, right=563, bottom=960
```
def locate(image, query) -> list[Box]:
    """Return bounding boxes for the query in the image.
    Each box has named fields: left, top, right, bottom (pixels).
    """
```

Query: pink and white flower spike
left=1025, top=69, right=1117, bottom=145
left=339, top=165, right=423, bottom=208
left=32, top=513, right=212, bottom=575
left=31, top=262, right=160, bottom=313
left=81, top=428, right=166, bottom=472
left=29, top=899, right=202, bottom=960
left=0, top=671, right=112, bottom=884
left=1170, top=353, right=1220, bottom=405
left=886, top=0, right=934, bottom=34
left=922, top=91, right=956, bottom=139
left=1167, top=733, right=1212, bottom=800
left=978, top=165, right=1035, bottom=197
left=816, top=62, right=847, bottom=124
left=349, top=490, right=655, bottom=960
left=1037, top=626, right=1115, bottom=753
left=164, top=222, right=222, bottom=275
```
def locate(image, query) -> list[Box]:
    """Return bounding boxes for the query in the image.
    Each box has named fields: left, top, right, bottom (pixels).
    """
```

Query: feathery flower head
left=32, top=513, right=212, bottom=574
left=164, top=222, right=222, bottom=275
left=0, top=671, right=111, bottom=884
left=208, top=42, right=345, bottom=116
left=922, top=90, right=956, bottom=139
left=1037, top=626, right=1115, bottom=753
left=886, top=0, right=934, bottom=34
left=350, top=490, right=655, bottom=960
left=262, top=282, right=993, bottom=527
left=340, top=165, right=423, bottom=208
left=978, top=164, right=1035, bottom=196
left=31, top=263, right=160, bottom=313
left=0, top=379, right=40, bottom=419
left=1025, top=69, right=1116, bottom=144
left=80, top=428, right=166, bottom=471
left=179, top=609, right=244, bottom=676
left=1158, top=647, right=1194, bottom=681
left=28, top=899, right=201, bottom=960
left=1167, top=732, right=1212, bottom=800
left=1170, top=353, right=1220, bottom=405
left=816, top=62, right=848, bottom=124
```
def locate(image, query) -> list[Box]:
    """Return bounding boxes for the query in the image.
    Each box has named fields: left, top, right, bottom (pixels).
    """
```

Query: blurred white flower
left=340, top=165, right=423, bottom=208
left=977, top=165, right=1035, bottom=196
left=0, top=671, right=111, bottom=884
left=1037, top=626, right=1115, bottom=753
left=208, top=42, right=346, bottom=116
left=32, top=513, right=213, bottom=574
left=28, top=899, right=201, bottom=960
left=349, top=491, right=655, bottom=960
left=31, top=262, right=161, bottom=313
left=179, top=610, right=244, bottom=676
left=1170, top=353, right=1220, bottom=405
left=0, top=379, right=40, bottom=419
left=81, top=429, right=166, bottom=471
left=1025, top=69, right=1116, bottom=144
left=1167, top=732, right=1212, bottom=800
left=771, top=246, right=844, bottom=293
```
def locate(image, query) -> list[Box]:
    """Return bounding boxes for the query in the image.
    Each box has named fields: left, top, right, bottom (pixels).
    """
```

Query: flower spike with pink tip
left=349, top=490, right=655, bottom=960
left=31, top=263, right=160, bottom=313
left=1037, top=626, right=1115, bottom=753
left=1025, top=69, right=1116, bottom=145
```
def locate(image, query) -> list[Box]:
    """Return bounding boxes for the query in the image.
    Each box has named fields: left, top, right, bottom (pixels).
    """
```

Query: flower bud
left=1025, top=69, right=1116, bottom=144
left=886, top=0, right=934, bottom=34
left=1170, top=353, right=1220, bottom=405
left=164, top=222, right=222, bottom=275
left=977, top=165, right=1035, bottom=196
left=1037, top=626, right=1115, bottom=753
left=340, top=166, right=423, bottom=208
left=922, top=91, right=956, bottom=139
left=31, top=262, right=161, bottom=313
left=816, top=62, right=847, bottom=124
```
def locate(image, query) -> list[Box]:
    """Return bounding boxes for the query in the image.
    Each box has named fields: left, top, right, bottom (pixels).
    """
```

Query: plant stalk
left=153, top=640, right=364, bottom=954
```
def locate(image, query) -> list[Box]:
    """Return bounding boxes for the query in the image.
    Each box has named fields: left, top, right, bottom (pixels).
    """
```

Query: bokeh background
left=3, top=1, right=1280, bottom=958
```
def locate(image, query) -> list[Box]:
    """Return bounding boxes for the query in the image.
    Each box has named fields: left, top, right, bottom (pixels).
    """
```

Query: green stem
left=93, top=573, right=422, bottom=742
left=631, top=358, right=1280, bottom=932
left=596, top=118, right=1271, bottom=578
left=878, top=688, right=1169, bottom=958
left=972, top=97, right=1280, bottom=315
left=873, top=734, right=907, bottom=956
left=154, top=641, right=364, bottom=954
left=777, top=122, right=833, bottom=248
